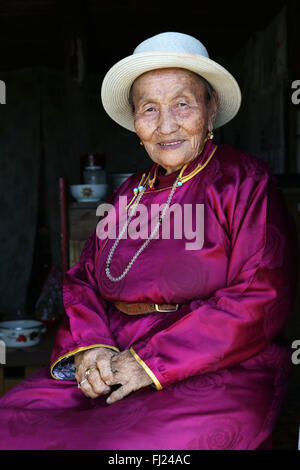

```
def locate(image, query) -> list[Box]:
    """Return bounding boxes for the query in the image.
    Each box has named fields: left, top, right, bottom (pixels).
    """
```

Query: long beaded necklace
left=105, top=138, right=217, bottom=283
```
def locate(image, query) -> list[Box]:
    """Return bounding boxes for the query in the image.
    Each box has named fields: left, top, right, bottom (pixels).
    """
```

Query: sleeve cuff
left=129, top=347, right=163, bottom=390
left=50, top=344, right=120, bottom=380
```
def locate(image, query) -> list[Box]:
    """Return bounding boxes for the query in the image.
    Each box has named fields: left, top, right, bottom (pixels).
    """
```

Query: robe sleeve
left=130, top=166, right=299, bottom=390
left=50, top=191, right=120, bottom=380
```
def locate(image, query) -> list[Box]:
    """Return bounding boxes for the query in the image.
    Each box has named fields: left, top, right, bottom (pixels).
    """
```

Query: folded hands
left=74, top=347, right=153, bottom=404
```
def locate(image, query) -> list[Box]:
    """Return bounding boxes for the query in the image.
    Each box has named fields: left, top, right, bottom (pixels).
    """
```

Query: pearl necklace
left=105, top=164, right=187, bottom=282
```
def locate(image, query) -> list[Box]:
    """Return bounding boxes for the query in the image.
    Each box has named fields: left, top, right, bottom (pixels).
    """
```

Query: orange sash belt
left=114, top=301, right=187, bottom=315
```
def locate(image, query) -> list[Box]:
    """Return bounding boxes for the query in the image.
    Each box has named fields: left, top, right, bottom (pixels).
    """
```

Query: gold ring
left=84, top=366, right=97, bottom=378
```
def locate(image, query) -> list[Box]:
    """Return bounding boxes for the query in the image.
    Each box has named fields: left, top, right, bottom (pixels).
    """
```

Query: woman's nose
left=157, top=107, right=179, bottom=134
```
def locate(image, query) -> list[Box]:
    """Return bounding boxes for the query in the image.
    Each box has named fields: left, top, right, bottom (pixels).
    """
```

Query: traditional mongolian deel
left=0, top=139, right=298, bottom=450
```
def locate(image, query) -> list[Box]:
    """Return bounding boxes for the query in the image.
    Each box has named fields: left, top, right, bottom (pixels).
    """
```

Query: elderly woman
left=0, top=32, right=298, bottom=451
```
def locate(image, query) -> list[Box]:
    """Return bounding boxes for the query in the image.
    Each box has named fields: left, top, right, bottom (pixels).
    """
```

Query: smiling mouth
left=158, top=140, right=185, bottom=149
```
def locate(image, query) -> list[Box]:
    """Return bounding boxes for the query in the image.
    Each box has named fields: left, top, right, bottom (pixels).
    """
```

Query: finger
left=74, top=353, right=88, bottom=375
left=75, top=366, right=87, bottom=384
left=106, top=383, right=133, bottom=404
left=76, top=361, right=97, bottom=383
left=100, top=362, right=117, bottom=385
left=75, top=365, right=84, bottom=384
left=75, top=359, right=92, bottom=383
left=105, top=370, right=123, bottom=386
left=79, top=380, right=99, bottom=399
left=96, top=358, right=115, bottom=385
left=87, top=368, right=111, bottom=395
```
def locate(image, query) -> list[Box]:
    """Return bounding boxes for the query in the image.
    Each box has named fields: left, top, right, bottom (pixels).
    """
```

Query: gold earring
left=207, top=131, right=214, bottom=140
left=140, top=141, right=144, bottom=146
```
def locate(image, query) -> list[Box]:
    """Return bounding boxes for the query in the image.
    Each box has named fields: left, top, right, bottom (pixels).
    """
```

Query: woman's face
left=132, top=68, right=217, bottom=175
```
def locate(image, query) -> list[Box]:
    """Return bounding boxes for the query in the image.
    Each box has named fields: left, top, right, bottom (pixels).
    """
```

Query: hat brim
left=101, top=51, right=241, bottom=131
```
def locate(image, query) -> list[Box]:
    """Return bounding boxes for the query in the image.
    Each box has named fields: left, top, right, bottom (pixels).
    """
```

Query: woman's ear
left=208, top=91, right=218, bottom=131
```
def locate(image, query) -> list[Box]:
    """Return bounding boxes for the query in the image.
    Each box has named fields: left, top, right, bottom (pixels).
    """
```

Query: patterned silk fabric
left=0, top=139, right=298, bottom=450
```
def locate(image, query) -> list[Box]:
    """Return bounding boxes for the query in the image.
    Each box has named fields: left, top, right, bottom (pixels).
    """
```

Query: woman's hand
left=75, top=347, right=118, bottom=399
left=105, top=349, right=153, bottom=404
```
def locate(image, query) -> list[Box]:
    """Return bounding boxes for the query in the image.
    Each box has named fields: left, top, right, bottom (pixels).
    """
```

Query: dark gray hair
left=128, top=71, right=217, bottom=113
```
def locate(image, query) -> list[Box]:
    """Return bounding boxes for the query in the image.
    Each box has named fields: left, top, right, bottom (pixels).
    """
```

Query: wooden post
left=0, top=367, right=4, bottom=397
left=59, top=177, right=69, bottom=283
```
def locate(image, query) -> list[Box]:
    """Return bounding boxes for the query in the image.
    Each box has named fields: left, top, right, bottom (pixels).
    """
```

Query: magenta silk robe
left=0, top=140, right=298, bottom=450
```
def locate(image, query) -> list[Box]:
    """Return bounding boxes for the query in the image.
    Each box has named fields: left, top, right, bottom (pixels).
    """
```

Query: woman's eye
left=145, top=107, right=155, bottom=113
left=178, top=102, right=187, bottom=107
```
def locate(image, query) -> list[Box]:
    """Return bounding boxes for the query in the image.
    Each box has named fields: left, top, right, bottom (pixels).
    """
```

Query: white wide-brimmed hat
left=101, top=32, right=241, bottom=131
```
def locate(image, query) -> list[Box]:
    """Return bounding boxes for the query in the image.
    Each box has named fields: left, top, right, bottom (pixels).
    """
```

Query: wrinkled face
left=132, top=68, right=217, bottom=175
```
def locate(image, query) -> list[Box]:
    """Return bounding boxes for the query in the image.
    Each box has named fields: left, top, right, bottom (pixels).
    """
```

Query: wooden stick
left=59, top=177, right=69, bottom=283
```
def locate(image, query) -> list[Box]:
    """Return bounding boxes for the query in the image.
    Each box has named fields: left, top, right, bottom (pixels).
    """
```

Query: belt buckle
left=154, top=303, right=179, bottom=312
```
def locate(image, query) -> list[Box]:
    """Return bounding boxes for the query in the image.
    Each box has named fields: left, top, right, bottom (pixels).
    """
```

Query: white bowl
left=70, top=184, right=108, bottom=202
left=0, top=320, right=46, bottom=348
left=109, top=173, right=133, bottom=189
